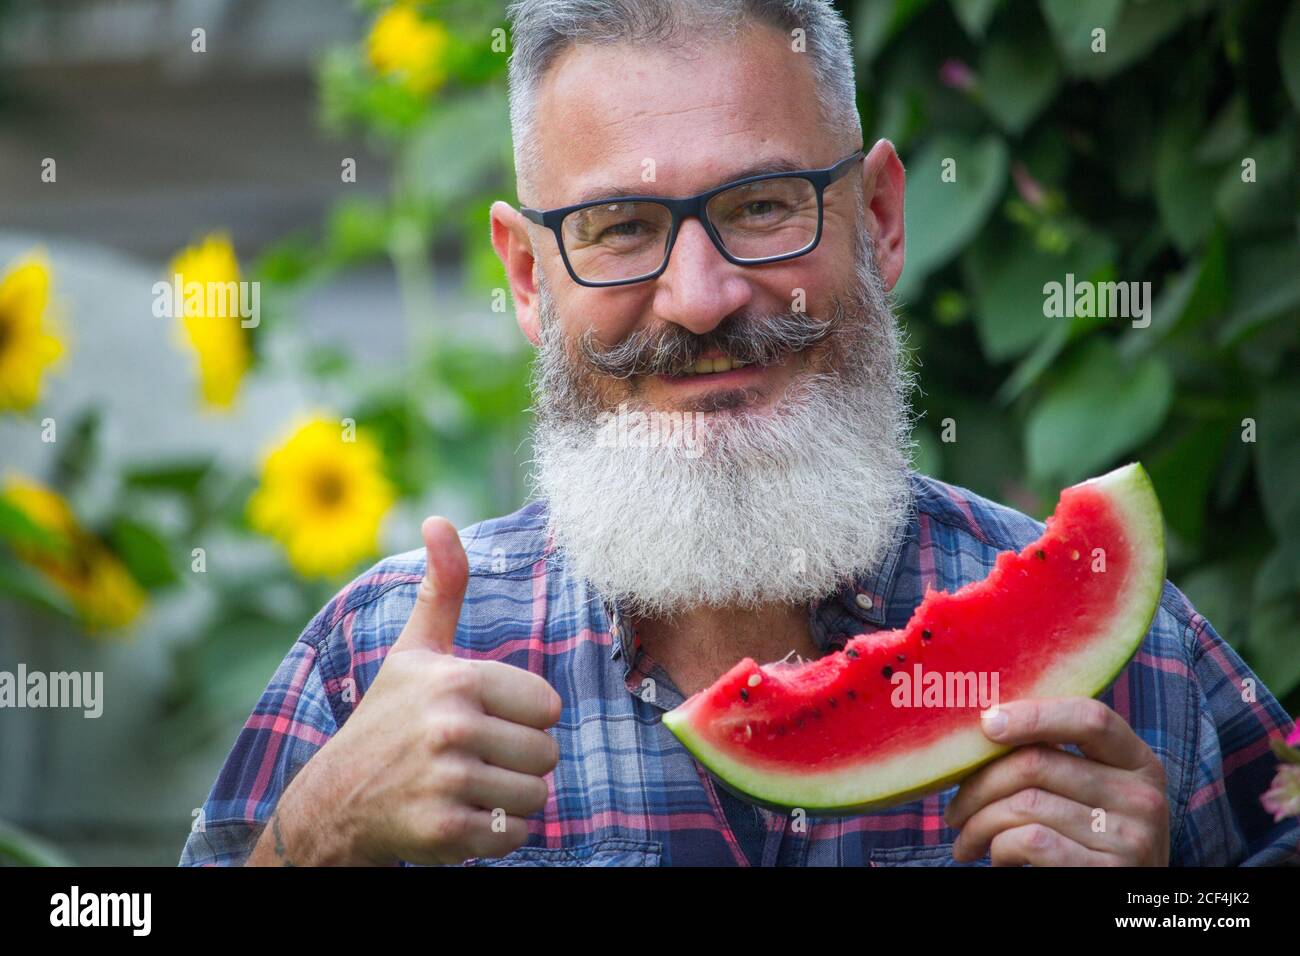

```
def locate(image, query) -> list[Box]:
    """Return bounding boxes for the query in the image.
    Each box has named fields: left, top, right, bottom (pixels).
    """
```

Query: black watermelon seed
left=812, top=708, right=821, bottom=719
left=1035, top=549, right=1046, bottom=560
left=846, top=648, right=859, bottom=659
left=796, top=718, right=805, bottom=729
left=922, top=629, right=932, bottom=640
left=897, top=654, right=906, bottom=662
left=846, top=690, right=857, bottom=701
left=829, top=698, right=837, bottom=708
left=740, top=688, right=748, bottom=701
left=882, top=665, right=893, bottom=679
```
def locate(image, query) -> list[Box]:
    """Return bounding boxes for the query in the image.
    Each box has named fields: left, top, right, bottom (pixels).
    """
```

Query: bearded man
left=182, top=0, right=1298, bottom=867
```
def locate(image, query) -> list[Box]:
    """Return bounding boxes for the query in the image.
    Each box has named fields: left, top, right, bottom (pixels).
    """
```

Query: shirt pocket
left=869, top=843, right=989, bottom=867
left=464, top=838, right=662, bottom=867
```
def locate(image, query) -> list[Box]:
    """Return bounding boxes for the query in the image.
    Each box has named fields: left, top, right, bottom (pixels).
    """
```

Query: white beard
left=527, top=226, right=915, bottom=618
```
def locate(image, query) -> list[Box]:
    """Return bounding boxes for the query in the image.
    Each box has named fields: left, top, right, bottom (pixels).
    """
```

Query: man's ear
left=490, top=200, right=541, bottom=345
left=859, top=138, right=906, bottom=293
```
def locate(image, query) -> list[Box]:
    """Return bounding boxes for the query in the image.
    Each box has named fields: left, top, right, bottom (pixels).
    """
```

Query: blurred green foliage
left=869, top=0, right=1300, bottom=709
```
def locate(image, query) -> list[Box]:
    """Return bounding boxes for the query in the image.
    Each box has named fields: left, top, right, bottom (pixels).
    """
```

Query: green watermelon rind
left=661, top=462, right=1167, bottom=816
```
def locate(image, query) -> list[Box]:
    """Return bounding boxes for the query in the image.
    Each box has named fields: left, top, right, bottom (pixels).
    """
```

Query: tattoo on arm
left=271, top=809, right=296, bottom=867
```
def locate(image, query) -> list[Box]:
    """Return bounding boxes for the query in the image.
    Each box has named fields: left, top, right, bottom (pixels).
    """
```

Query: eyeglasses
left=521, top=148, right=866, bottom=287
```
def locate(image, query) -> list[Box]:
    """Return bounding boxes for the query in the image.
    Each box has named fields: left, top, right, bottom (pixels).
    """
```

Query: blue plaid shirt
left=180, top=472, right=1299, bottom=866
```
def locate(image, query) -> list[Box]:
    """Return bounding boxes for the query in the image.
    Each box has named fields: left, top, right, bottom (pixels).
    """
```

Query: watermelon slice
left=661, top=462, right=1165, bottom=815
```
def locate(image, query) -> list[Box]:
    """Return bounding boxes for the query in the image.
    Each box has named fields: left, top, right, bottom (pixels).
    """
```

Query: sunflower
left=168, top=232, right=251, bottom=409
left=248, top=417, right=397, bottom=578
left=1, top=475, right=146, bottom=633
left=366, top=3, right=453, bottom=95
left=0, top=252, right=65, bottom=411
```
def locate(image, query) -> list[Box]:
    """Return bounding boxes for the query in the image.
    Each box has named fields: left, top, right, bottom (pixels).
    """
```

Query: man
left=181, top=0, right=1298, bottom=866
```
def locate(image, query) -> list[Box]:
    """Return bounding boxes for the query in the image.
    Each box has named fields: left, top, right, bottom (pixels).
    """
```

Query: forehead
left=530, top=23, right=833, bottom=207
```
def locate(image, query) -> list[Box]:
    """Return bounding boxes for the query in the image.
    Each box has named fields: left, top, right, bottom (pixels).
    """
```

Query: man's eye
left=599, top=220, right=647, bottom=239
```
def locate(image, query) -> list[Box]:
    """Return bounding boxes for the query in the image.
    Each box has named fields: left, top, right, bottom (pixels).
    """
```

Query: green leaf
left=1146, top=420, right=1233, bottom=546
left=854, top=0, right=935, bottom=68
left=0, top=554, right=75, bottom=619
left=1025, top=338, right=1174, bottom=484
left=122, top=459, right=213, bottom=496
left=0, top=497, right=67, bottom=559
left=1154, top=114, right=1224, bottom=254
left=1214, top=125, right=1299, bottom=238
left=962, top=228, right=1115, bottom=361
left=951, top=0, right=1003, bottom=38
left=977, top=24, right=1062, bottom=133
left=896, top=134, right=1008, bottom=302
left=400, top=87, right=513, bottom=207
left=1181, top=560, right=1255, bottom=649
left=997, top=313, right=1101, bottom=404
left=1218, top=239, right=1300, bottom=346
left=324, top=198, right=391, bottom=267
left=911, top=424, right=944, bottom=477
left=1255, top=541, right=1300, bottom=606
left=1254, top=385, right=1300, bottom=542
left=1281, top=0, right=1300, bottom=112
left=107, top=518, right=178, bottom=590
left=1121, top=224, right=1228, bottom=357
left=0, top=821, right=73, bottom=867
left=1039, top=0, right=1124, bottom=61
left=1247, top=596, right=1300, bottom=698
left=923, top=397, right=1026, bottom=500
left=1068, top=0, right=1189, bottom=80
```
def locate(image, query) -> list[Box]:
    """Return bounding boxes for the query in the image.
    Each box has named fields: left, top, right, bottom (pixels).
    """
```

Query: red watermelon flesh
left=661, top=463, right=1166, bottom=814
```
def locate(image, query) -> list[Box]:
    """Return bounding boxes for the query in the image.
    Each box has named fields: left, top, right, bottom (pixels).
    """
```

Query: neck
left=633, top=601, right=821, bottom=698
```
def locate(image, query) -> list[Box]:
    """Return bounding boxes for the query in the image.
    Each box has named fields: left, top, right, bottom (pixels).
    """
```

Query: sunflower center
left=311, top=468, right=347, bottom=509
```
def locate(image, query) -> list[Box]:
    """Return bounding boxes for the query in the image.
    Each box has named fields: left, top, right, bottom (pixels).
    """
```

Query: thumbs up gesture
left=247, top=517, right=562, bottom=867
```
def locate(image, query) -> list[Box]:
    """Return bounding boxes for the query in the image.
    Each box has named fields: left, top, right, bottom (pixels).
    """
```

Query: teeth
left=681, top=356, right=750, bottom=376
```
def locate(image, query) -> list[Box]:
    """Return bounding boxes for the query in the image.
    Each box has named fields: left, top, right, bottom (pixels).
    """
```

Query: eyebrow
left=570, top=156, right=809, bottom=206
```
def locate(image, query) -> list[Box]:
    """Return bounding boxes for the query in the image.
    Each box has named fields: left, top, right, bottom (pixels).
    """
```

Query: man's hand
left=246, top=516, right=562, bottom=867
left=944, top=698, right=1169, bottom=866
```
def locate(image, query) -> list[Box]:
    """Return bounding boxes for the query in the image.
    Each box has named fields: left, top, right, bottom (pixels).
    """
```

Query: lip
left=653, top=361, right=769, bottom=391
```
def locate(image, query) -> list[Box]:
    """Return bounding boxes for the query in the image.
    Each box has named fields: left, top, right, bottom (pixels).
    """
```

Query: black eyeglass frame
left=520, top=148, right=866, bottom=288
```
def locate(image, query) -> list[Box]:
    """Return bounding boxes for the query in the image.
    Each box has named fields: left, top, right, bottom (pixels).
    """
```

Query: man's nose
left=651, top=216, right=753, bottom=336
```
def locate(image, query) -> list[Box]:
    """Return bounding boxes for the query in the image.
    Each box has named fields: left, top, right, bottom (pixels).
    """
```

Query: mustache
left=576, top=307, right=840, bottom=379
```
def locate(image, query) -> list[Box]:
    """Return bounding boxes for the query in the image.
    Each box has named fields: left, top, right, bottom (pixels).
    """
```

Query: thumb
left=392, top=516, right=468, bottom=655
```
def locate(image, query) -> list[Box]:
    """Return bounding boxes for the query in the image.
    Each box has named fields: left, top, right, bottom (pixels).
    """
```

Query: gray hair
left=504, top=0, right=863, bottom=204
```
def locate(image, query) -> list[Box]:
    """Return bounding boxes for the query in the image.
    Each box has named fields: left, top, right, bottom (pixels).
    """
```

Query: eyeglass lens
left=559, top=176, right=819, bottom=283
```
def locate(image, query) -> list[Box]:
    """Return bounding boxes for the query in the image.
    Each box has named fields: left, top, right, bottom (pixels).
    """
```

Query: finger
left=392, top=516, right=468, bottom=656
left=470, top=713, right=561, bottom=777
left=406, top=806, right=531, bottom=865
left=475, top=659, right=563, bottom=729
left=953, top=787, right=1108, bottom=862
left=981, top=698, right=1153, bottom=772
left=989, top=823, right=1118, bottom=867
left=945, top=744, right=1120, bottom=828
left=452, top=760, right=552, bottom=818
left=452, top=808, right=532, bottom=862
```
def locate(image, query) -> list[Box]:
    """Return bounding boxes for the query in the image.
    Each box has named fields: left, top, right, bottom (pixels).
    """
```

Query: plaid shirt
left=180, top=472, right=1299, bottom=866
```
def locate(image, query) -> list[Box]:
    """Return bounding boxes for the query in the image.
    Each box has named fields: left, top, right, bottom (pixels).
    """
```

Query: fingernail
left=982, top=710, right=1008, bottom=737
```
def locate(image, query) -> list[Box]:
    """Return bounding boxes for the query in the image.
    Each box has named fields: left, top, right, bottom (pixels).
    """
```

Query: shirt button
left=855, top=593, right=874, bottom=610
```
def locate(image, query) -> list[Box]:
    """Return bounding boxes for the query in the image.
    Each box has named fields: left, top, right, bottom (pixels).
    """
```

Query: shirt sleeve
left=178, top=628, right=339, bottom=866
left=1173, top=613, right=1300, bottom=866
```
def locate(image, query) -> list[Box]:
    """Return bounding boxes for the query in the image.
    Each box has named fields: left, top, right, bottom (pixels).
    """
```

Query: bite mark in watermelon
left=661, top=462, right=1166, bottom=815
